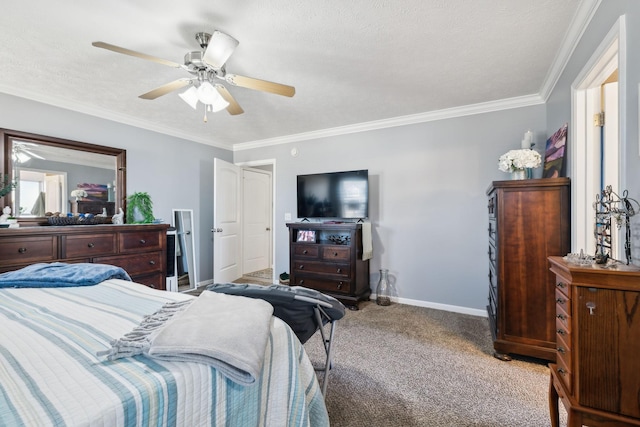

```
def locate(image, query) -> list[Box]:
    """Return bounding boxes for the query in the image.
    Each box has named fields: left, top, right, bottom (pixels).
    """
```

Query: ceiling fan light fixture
left=178, top=86, right=199, bottom=109
left=208, top=96, right=230, bottom=113
left=197, top=81, right=221, bottom=105
left=203, top=30, right=239, bottom=68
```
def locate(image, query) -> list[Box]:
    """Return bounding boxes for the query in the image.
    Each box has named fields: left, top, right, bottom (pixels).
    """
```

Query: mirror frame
left=1, top=128, right=126, bottom=226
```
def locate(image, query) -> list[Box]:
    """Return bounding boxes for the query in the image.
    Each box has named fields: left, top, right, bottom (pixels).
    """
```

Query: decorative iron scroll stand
left=593, top=185, right=639, bottom=265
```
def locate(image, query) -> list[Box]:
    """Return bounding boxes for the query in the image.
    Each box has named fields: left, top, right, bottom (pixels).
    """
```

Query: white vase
left=511, top=169, right=526, bottom=180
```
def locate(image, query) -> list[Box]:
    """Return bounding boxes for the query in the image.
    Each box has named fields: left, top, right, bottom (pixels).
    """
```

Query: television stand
left=287, top=222, right=370, bottom=309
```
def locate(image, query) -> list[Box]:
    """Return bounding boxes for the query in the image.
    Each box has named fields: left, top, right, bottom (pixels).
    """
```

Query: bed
left=0, top=275, right=330, bottom=426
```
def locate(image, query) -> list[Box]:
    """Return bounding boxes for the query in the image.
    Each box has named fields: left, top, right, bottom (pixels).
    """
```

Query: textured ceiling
left=0, top=0, right=583, bottom=150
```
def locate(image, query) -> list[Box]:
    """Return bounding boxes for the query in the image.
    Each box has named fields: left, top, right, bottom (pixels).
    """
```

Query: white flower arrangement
left=70, top=189, right=88, bottom=199
left=498, top=149, right=542, bottom=172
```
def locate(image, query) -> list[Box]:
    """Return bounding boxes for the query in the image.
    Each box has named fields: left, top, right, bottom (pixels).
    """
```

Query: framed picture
left=76, top=183, right=109, bottom=201
left=543, top=123, right=568, bottom=178
left=297, top=230, right=316, bottom=242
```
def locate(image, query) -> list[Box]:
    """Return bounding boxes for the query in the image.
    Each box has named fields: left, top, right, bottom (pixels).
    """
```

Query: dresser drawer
left=555, top=316, right=571, bottom=341
left=291, top=276, right=350, bottom=294
left=556, top=332, right=571, bottom=368
left=555, top=278, right=569, bottom=298
left=555, top=288, right=571, bottom=314
left=321, top=246, right=350, bottom=261
left=95, top=252, right=163, bottom=277
left=118, top=230, right=163, bottom=253
left=292, top=243, right=319, bottom=258
left=556, top=303, right=571, bottom=332
left=488, top=219, right=497, bottom=244
left=131, top=272, right=165, bottom=290
left=555, top=348, right=572, bottom=393
left=0, top=236, right=58, bottom=266
left=63, top=233, right=117, bottom=258
left=488, top=243, right=496, bottom=267
left=292, top=260, right=350, bottom=277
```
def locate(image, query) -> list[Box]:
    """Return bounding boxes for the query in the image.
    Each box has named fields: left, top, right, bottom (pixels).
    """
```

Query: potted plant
left=126, top=192, right=154, bottom=224
left=0, top=174, right=17, bottom=198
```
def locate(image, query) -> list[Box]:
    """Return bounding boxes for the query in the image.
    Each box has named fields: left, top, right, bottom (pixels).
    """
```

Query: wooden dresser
left=548, top=256, right=640, bottom=427
left=486, top=178, right=570, bottom=361
left=0, top=224, right=168, bottom=289
left=287, top=222, right=370, bottom=308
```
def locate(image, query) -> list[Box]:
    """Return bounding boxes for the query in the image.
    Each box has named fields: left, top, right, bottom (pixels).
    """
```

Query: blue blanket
left=0, top=262, right=131, bottom=288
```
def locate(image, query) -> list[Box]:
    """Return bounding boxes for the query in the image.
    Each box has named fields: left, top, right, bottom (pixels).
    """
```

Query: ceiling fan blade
left=202, top=30, right=239, bottom=69
left=215, top=85, right=244, bottom=115
left=139, top=79, right=192, bottom=100
left=22, top=148, right=45, bottom=160
left=92, top=41, right=186, bottom=69
left=225, top=74, right=295, bottom=97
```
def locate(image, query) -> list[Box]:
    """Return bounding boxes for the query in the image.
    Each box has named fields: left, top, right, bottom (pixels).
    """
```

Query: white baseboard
left=372, top=293, right=487, bottom=318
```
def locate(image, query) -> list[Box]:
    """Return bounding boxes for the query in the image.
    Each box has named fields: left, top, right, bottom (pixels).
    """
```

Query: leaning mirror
left=172, top=209, right=198, bottom=292
left=1, top=129, right=126, bottom=225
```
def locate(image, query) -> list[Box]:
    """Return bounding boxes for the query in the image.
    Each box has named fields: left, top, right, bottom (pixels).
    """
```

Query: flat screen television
left=297, top=169, right=368, bottom=219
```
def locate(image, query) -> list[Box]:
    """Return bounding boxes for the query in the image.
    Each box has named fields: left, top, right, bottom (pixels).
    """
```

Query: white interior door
left=242, top=168, right=272, bottom=274
left=213, top=158, right=242, bottom=283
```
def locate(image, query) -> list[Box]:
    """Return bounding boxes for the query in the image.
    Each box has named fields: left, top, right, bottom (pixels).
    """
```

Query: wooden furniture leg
left=549, top=369, right=560, bottom=427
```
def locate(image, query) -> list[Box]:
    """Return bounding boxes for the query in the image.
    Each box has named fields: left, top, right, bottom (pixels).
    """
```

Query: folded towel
left=362, top=222, right=373, bottom=260
left=98, top=291, right=274, bottom=386
left=0, top=262, right=131, bottom=288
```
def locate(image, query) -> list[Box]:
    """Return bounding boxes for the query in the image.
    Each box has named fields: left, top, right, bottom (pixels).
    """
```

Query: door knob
left=266, top=227, right=271, bottom=231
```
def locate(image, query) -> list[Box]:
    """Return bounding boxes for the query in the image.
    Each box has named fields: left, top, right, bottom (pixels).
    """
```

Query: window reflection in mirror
left=1, top=129, right=126, bottom=224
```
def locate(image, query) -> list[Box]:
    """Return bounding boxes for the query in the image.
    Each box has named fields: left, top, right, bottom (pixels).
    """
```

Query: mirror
left=1, top=129, right=126, bottom=225
left=172, top=209, right=198, bottom=292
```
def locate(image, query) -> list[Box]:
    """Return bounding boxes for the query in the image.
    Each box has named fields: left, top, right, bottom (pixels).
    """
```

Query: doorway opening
left=238, top=160, right=275, bottom=284
left=570, top=16, right=626, bottom=258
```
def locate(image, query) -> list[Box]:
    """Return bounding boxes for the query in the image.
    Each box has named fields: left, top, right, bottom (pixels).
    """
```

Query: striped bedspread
left=0, top=280, right=329, bottom=427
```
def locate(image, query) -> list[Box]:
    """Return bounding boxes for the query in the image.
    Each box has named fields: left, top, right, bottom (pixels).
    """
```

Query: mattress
left=0, top=279, right=329, bottom=426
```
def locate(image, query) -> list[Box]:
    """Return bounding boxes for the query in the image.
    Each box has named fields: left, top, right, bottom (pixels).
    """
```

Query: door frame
left=570, top=15, right=626, bottom=256
left=235, top=158, right=276, bottom=283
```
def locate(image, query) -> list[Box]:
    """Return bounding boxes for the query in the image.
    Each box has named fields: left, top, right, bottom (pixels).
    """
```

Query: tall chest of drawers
left=548, top=256, right=640, bottom=427
left=287, top=222, right=370, bottom=309
left=486, top=178, right=571, bottom=361
left=0, top=224, right=168, bottom=289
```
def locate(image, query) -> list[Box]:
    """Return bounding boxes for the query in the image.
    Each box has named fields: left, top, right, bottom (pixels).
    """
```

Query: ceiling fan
left=92, top=30, right=295, bottom=121
left=13, top=142, right=45, bottom=164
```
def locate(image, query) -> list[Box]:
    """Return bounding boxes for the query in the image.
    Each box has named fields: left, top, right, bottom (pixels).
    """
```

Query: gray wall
left=546, top=0, right=640, bottom=263
left=1, top=1, right=638, bottom=313
left=235, top=105, right=547, bottom=313
left=0, top=93, right=232, bottom=283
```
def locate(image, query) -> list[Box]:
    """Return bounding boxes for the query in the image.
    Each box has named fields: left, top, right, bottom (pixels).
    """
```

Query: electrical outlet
left=284, top=212, right=292, bottom=221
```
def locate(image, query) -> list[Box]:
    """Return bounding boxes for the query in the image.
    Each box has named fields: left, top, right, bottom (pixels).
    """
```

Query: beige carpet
left=303, top=301, right=568, bottom=427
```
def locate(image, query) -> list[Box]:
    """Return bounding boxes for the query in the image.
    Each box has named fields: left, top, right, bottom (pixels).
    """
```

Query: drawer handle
left=87, top=243, right=95, bottom=248
left=556, top=328, right=566, bottom=336
left=139, top=239, right=146, bottom=244
left=556, top=282, right=567, bottom=289
left=299, top=279, right=304, bottom=285
left=18, top=247, right=27, bottom=254
left=337, top=282, right=343, bottom=290
left=557, top=367, right=567, bottom=376
left=149, top=260, right=156, bottom=265
left=299, top=264, right=304, bottom=269
left=303, top=250, right=308, bottom=254
left=556, top=314, right=567, bottom=321
left=333, top=252, right=338, bottom=257
left=556, top=297, right=565, bottom=304
left=336, top=268, right=342, bottom=273
left=557, top=347, right=566, bottom=354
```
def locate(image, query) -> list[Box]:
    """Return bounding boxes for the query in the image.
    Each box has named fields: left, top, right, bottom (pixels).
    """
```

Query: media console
left=287, top=222, right=370, bottom=309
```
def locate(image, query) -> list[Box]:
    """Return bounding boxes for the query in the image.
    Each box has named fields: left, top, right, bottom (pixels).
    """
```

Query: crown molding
left=539, top=0, right=602, bottom=100
left=233, top=94, right=544, bottom=151
left=0, top=85, right=231, bottom=150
